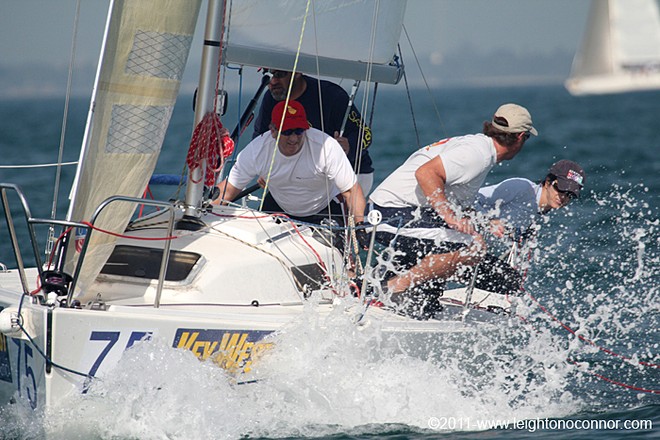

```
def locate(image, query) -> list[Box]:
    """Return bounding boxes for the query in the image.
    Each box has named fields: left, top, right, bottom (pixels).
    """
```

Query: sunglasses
left=521, top=132, right=531, bottom=141
left=281, top=128, right=306, bottom=136
left=552, top=180, right=577, bottom=199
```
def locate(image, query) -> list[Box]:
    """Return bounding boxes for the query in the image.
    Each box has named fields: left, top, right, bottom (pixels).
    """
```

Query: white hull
left=0, top=207, right=515, bottom=411
left=566, top=0, right=660, bottom=96
left=565, top=72, right=660, bottom=96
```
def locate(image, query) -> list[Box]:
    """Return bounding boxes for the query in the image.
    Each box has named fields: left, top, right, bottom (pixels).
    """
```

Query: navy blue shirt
left=253, top=74, right=374, bottom=174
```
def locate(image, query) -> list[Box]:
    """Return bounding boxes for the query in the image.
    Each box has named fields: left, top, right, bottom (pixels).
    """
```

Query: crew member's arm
left=212, top=179, right=242, bottom=205
left=415, top=156, right=475, bottom=235
left=333, top=131, right=351, bottom=154
left=339, top=182, right=366, bottom=224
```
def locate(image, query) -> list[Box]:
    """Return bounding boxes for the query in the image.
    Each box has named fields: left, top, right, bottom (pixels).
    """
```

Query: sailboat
left=0, top=0, right=523, bottom=411
left=565, top=0, right=660, bottom=95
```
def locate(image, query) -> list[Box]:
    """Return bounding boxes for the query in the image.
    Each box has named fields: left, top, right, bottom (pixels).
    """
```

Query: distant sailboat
left=565, top=0, right=660, bottom=95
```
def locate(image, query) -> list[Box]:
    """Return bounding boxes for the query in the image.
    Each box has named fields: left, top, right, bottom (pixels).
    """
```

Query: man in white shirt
left=214, top=100, right=365, bottom=225
left=476, top=159, right=586, bottom=237
left=467, top=160, right=585, bottom=295
left=369, top=103, right=537, bottom=308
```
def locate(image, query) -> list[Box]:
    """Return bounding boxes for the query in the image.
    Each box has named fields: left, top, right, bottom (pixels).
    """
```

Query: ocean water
left=0, top=85, right=658, bottom=439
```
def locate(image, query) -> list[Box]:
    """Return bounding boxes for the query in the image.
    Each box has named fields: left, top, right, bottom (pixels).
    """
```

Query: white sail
left=224, top=0, right=407, bottom=84
left=566, top=0, right=660, bottom=95
left=66, top=0, right=201, bottom=296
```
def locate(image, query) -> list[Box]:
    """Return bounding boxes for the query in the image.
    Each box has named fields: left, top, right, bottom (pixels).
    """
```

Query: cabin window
left=100, top=245, right=200, bottom=281
left=291, top=263, right=327, bottom=297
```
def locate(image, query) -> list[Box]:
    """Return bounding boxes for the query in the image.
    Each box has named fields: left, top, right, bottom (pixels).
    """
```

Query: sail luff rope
left=259, top=0, right=312, bottom=212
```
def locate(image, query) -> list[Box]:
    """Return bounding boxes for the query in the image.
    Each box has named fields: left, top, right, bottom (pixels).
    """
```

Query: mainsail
left=566, top=0, right=660, bottom=95
left=66, top=0, right=201, bottom=296
left=224, top=0, right=407, bottom=84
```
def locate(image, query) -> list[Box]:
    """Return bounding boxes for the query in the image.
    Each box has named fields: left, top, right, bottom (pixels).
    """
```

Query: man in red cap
left=253, top=69, right=375, bottom=194
left=214, top=100, right=365, bottom=225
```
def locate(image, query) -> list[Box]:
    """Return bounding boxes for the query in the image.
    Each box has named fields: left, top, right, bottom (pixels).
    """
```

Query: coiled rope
left=186, top=113, right=234, bottom=187
left=185, top=0, right=234, bottom=189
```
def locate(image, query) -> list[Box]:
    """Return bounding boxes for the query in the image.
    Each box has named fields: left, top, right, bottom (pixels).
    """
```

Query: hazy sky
left=0, top=0, right=591, bottom=96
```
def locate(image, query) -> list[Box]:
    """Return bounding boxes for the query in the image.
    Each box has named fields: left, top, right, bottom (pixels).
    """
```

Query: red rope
left=184, top=0, right=232, bottom=188
left=509, top=239, right=659, bottom=393
left=186, top=113, right=234, bottom=187
left=81, top=221, right=178, bottom=241
left=566, top=358, right=660, bottom=394
left=525, top=290, right=659, bottom=369
left=272, top=214, right=327, bottom=269
left=517, top=232, right=658, bottom=369
left=138, top=186, right=157, bottom=218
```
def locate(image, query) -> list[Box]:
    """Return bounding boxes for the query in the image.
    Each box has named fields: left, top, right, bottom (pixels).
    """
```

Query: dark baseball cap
left=549, top=160, right=585, bottom=197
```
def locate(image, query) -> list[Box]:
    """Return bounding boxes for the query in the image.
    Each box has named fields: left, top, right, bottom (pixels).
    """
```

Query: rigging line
left=307, top=1, right=350, bottom=265
left=51, top=0, right=81, bottom=222
left=216, top=68, right=243, bottom=204
left=213, top=0, right=229, bottom=113
left=309, top=0, right=335, bottom=230
left=260, top=0, right=312, bottom=212
left=271, top=213, right=341, bottom=292
left=352, top=0, right=380, bottom=177
left=45, top=0, right=81, bottom=262
left=397, top=43, right=421, bottom=149
left=345, top=0, right=382, bottom=277
left=216, top=191, right=329, bottom=279
left=401, top=24, right=446, bottom=138
left=0, top=161, right=78, bottom=169
left=249, top=206, right=341, bottom=294
left=17, top=320, right=92, bottom=379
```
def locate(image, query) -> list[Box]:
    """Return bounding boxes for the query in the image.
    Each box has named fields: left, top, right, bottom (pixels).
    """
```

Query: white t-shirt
left=476, top=178, right=542, bottom=231
left=228, top=128, right=357, bottom=217
left=370, top=134, right=497, bottom=209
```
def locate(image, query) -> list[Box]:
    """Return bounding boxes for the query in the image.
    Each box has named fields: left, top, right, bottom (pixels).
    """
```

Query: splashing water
left=1, top=299, right=584, bottom=439
left=0, top=184, right=657, bottom=439
left=521, top=182, right=659, bottom=407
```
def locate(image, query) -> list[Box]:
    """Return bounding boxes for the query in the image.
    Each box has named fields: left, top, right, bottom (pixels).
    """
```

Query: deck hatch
left=100, top=245, right=200, bottom=281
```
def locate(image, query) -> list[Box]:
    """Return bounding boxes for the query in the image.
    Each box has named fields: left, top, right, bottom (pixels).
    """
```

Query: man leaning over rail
left=367, top=103, right=537, bottom=313
left=462, top=159, right=587, bottom=295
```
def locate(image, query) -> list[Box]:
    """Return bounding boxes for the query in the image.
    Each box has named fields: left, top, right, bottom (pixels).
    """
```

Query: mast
left=181, top=0, right=225, bottom=223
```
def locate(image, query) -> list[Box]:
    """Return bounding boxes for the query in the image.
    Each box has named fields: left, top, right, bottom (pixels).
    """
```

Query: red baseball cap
left=271, top=100, right=309, bottom=132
